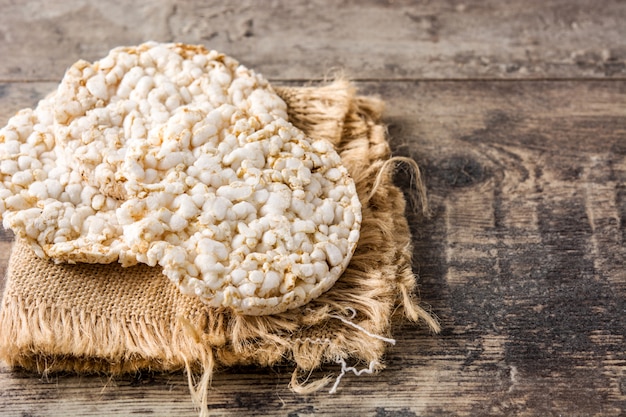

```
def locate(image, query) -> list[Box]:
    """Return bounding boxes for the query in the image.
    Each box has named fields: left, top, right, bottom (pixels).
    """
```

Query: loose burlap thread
left=0, top=81, right=439, bottom=414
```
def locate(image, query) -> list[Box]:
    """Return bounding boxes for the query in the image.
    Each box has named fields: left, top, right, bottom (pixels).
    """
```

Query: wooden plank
left=381, top=79, right=626, bottom=416
left=0, top=82, right=55, bottom=126
left=1, top=0, right=625, bottom=82
left=1, top=79, right=625, bottom=416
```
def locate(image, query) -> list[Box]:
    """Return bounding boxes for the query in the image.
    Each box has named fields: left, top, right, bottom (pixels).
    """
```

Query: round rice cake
left=0, top=42, right=362, bottom=315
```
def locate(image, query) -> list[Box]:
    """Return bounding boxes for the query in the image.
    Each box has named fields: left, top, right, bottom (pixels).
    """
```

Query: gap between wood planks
left=1, top=77, right=626, bottom=84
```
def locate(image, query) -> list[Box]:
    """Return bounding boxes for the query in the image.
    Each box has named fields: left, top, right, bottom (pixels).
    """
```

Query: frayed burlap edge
left=0, top=80, right=439, bottom=414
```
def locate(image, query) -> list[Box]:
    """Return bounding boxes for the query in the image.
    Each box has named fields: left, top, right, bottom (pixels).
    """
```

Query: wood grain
left=383, top=80, right=626, bottom=416
left=0, top=0, right=625, bottom=82
left=1, top=1, right=626, bottom=416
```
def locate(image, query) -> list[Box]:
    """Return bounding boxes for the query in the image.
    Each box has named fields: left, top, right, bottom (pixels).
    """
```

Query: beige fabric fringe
left=0, top=80, right=439, bottom=414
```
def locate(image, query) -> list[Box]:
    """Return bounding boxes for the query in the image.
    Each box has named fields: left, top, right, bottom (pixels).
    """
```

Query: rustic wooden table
left=1, top=1, right=625, bottom=416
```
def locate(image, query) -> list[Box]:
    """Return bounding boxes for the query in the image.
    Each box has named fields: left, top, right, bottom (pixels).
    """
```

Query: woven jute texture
left=0, top=81, right=438, bottom=412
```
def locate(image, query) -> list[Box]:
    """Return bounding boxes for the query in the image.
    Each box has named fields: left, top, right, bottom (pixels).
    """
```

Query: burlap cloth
left=0, top=81, right=438, bottom=412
